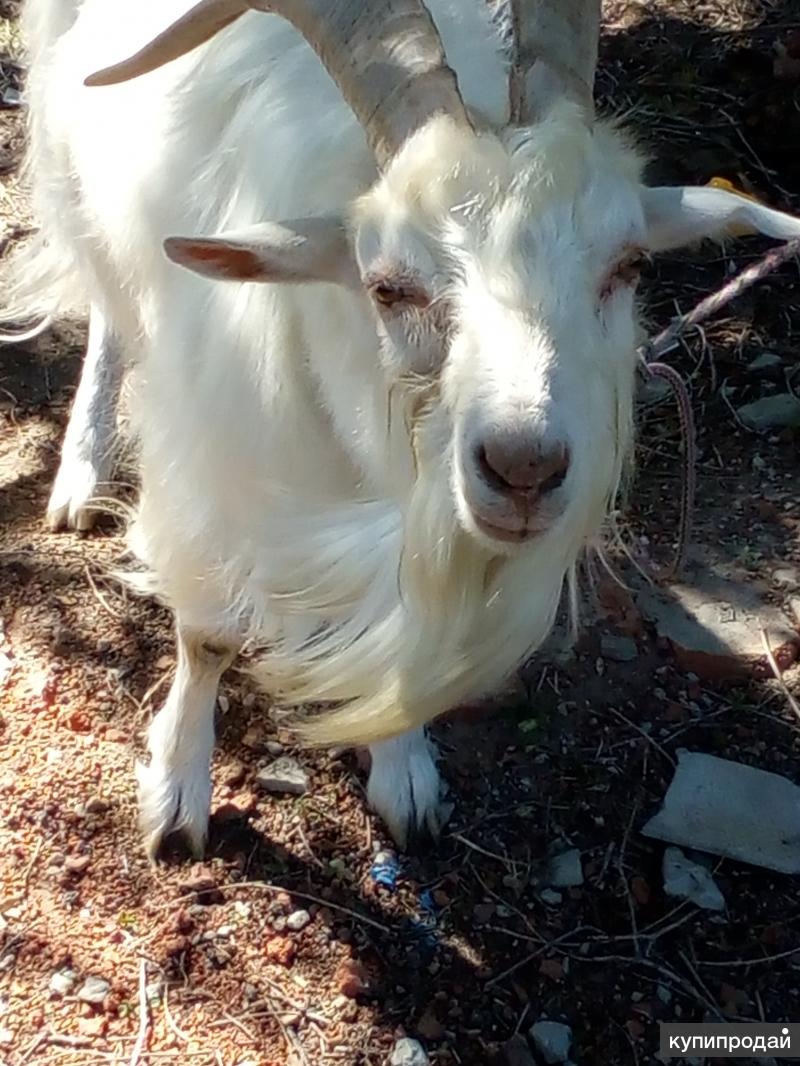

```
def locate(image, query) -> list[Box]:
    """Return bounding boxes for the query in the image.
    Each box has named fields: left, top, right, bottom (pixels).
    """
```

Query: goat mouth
left=470, top=510, right=547, bottom=544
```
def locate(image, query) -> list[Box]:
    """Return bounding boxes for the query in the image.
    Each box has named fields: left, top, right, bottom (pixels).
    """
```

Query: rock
left=264, top=936, right=296, bottom=967
left=64, top=855, right=90, bottom=876
left=746, top=351, right=782, bottom=373
left=662, top=847, right=726, bottom=911
left=416, top=1007, right=445, bottom=1041
left=636, top=374, right=672, bottom=407
left=538, top=888, right=563, bottom=905
left=242, top=725, right=268, bottom=752
left=389, top=1037, right=430, bottom=1066
left=736, top=393, right=800, bottom=431
left=255, top=757, right=309, bottom=795
left=504, top=1034, right=537, bottom=1066
left=636, top=557, right=799, bottom=681
left=49, top=968, right=77, bottom=996
left=286, top=909, right=311, bottom=932
left=545, top=849, right=584, bottom=888
left=177, top=866, right=223, bottom=904
left=600, top=634, right=638, bottom=662
left=642, top=751, right=800, bottom=874
left=773, top=567, right=800, bottom=590
left=84, top=796, right=109, bottom=815
left=335, top=958, right=369, bottom=998
left=530, top=1020, right=573, bottom=1064
left=472, top=903, right=495, bottom=924
left=77, top=976, right=111, bottom=1005
left=266, top=740, right=285, bottom=757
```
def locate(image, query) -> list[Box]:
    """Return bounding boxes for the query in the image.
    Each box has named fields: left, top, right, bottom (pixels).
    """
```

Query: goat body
left=10, top=0, right=800, bottom=852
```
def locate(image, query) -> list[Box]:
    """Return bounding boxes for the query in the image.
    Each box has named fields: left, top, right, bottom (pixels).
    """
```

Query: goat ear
left=641, top=186, right=800, bottom=253
left=164, top=217, right=358, bottom=287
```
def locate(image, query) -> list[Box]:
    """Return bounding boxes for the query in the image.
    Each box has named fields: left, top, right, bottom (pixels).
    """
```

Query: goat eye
left=372, top=283, right=404, bottom=307
left=369, top=280, right=430, bottom=311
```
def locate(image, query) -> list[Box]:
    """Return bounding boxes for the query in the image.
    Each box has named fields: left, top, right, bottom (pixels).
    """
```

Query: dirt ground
left=2, top=1, right=800, bottom=1064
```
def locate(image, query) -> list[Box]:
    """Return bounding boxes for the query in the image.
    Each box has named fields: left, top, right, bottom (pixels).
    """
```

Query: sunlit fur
left=9, top=0, right=646, bottom=746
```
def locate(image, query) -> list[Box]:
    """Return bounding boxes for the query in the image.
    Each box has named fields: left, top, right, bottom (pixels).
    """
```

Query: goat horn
left=84, top=0, right=249, bottom=88
left=85, top=0, right=471, bottom=168
left=507, top=0, right=600, bottom=125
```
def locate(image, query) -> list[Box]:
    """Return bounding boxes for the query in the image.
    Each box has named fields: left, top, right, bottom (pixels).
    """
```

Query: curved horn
left=85, top=0, right=248, bottom=87
left=508, top=0, right=600, bottom=125
left=85, top=0, right=471, bottom=167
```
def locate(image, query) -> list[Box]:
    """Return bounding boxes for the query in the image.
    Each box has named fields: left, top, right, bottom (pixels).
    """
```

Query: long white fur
left=10, top=0, right=800, bottom=849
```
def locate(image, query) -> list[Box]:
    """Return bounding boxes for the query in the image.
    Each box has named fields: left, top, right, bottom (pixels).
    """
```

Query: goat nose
left=477, top=439, right=570, bottom=496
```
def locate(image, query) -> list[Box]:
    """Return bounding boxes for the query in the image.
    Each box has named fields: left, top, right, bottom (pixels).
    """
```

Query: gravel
left=76, top=976, right=111, bottom=1005
left=255, top=756, right=309, bottom=795
left=389, top=1037, right=430, bottom=1066
left=530, top=1020, right=573, bottom=1064
left=286, top=909, right=311, bottom=931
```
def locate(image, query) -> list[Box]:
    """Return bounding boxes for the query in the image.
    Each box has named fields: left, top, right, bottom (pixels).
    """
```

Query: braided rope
left=636, top=237, right=800, bottom=579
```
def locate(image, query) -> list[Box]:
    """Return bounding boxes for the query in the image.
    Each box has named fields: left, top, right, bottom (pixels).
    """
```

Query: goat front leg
left=137, top=626, right=238, bottom=861
left=47, top=304, right=124, bottom=531
left=367, top=727, right=446, bottom=848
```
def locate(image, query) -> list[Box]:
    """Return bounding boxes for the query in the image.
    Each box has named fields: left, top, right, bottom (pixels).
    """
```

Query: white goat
left=7, top=0, right=800, bottom=856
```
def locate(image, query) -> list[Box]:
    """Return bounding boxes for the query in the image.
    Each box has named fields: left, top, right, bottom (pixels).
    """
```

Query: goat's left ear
left=164, top=217, right=358, bottom=287
left=642, top=186, right=800, bottom=253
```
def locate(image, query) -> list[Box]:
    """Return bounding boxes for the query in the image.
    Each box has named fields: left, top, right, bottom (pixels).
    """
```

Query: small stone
left=503, top=1033, right=537, bottom=1066
left=472, top=902, right=495, bottom=924
left=177, top=866, right=223, bottom=904
left=538, top=888, right=563, bottom=905
left=657, top=984, right=673, bottom=1005
left=266, top=740, right=285, bottom=757
left=77, top=976, right=111, bottom=1005
left=84, top=796, right=109, bottom=815
left=417, top=1007, right=445, bottom=1041
left=264, top=936, right=296, bottom=967
left=49, top=968, right=77, bottom=996
left=77, top=1015, right=108, bottom=1037
left=222, top=761, right=247, bottom=787
left=662, top=847, right=726, bottom=912
left=255, top=757, right=309, bottom=795
left=334, top=958, right=369, bottom=998
left=539, top=957, right=565, bottom=982
left=530, top=1020, right=573, bottom=1064
left=600, top=634, right=638, bottom=662
left=390, top=1037, right=430, bottom=1066
left=241, top=726, right=268, bottom=751
left=64, top=855, right=90, bottom=876
left=773, top=567, right=800, bottom=590
left=747, top=351, right=782, bottom=373
left=545, top=849, right=584, bottom=888
left=737, top=393, right=800, bottom=431
left=146, top=980, right=164, bottom=1004
left=217, top=695, right=230, bottom=713
left=286, top=909, right=311, bottom=932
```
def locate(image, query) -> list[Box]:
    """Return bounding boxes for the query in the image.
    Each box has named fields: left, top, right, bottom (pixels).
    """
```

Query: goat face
left=352, top=105, right=643, bottom=557
left=167, top=102, right=800, bottom=567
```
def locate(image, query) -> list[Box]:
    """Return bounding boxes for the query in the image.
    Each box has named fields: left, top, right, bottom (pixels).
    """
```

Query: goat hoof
left=366, top=740, right=450, bottom=850
left=46, top=456, right=107, bottom=532
left=136, top=759, right=209, bottom=863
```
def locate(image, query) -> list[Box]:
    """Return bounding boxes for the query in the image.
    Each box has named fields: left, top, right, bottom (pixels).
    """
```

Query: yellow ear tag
left=707, top=176, right=762, bottom=236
